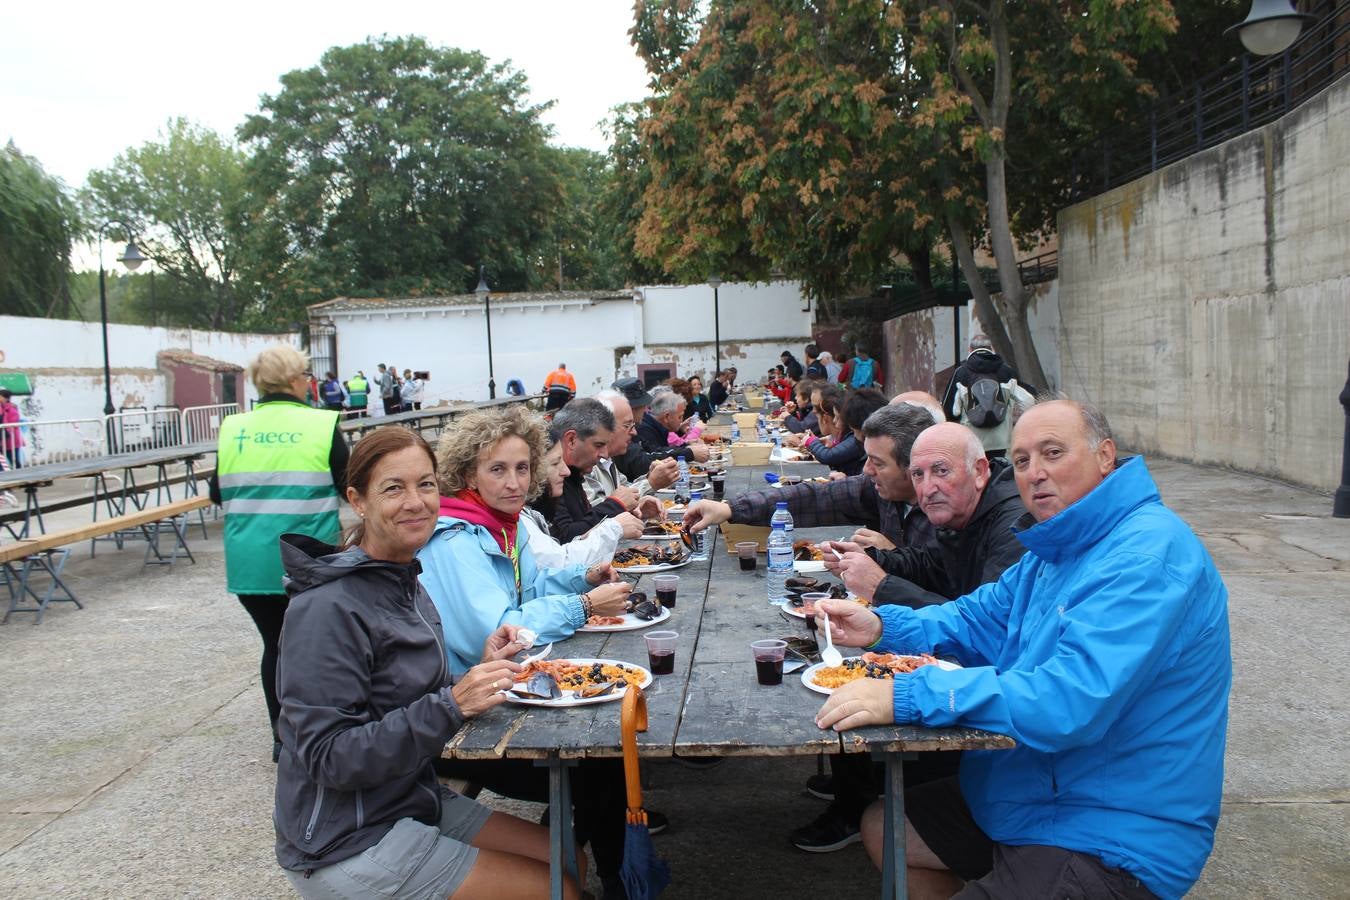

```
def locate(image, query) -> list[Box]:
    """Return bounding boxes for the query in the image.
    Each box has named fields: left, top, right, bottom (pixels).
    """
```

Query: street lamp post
left=97, top=221, right=146, bottom=416
left=475, top=267, right=496, bottom=400
left=707, top=275, right=723, bottom=374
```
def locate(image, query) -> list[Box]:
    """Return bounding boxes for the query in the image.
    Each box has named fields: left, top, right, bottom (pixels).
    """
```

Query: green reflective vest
left=347, top=376, right=368, bottom=409
left=216, top=400, right=341, bottom=595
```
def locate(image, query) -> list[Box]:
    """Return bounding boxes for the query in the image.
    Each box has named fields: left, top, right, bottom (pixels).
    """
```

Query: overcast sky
left=1, top=0, right=653, bottom=190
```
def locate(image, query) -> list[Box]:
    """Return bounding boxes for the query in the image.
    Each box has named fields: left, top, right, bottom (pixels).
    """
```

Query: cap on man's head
left=611, top=377, right=654, bottom=410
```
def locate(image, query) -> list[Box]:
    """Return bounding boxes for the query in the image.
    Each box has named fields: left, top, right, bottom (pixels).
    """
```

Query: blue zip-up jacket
left=875, top=457, right=1230, bottom=899
left=417, top=515, right=592, bottom=675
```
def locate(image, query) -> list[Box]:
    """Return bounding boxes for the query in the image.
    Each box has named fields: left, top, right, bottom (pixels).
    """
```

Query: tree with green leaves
left=534, top=146, right=630, bottom=291
left=0, top=142, right=80, bottom=318
left=83, top=118, right=252, bottom=329
left=629, top=0, right=1181, bottom=387
left=239, top=35, right=562, bottom=322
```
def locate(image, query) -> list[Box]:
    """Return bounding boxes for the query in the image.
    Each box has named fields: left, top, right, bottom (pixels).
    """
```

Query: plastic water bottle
left=731, top=420, right=741, bottom=442
left=772, top=498, right=795, bottom=542
left=676, top=457, right=691, bottom=505
left=688, top=490, right=708, bottom=559
left=766, top=502, right=794, bottom=604
left=756, top=414, right=767, bottom=442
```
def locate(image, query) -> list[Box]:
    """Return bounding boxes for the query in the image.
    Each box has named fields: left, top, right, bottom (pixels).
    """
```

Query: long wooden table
left=442, top=463, right=1013, bottom=898
left=0, top=442, right=215, bottom=539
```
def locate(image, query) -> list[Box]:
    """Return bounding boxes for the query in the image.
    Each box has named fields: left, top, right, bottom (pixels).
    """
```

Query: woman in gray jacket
left=273, top=427, right=584, bottom=899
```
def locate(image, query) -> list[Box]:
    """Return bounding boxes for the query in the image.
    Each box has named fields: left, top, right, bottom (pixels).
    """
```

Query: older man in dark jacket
left=824, top=422, right=1027, bottom=606
left=789, top=421, right=1028, bottom=855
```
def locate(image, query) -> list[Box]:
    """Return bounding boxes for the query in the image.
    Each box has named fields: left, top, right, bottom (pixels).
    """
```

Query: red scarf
left=439, top=490, right=519, bottom=555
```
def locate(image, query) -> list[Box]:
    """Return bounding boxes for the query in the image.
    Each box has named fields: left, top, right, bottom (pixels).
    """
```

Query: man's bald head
left=891, top=390, right=945, bottom=424
left=1010, top=400, right=1117, bottom=522
left=907, top=423, right=990, bottom=529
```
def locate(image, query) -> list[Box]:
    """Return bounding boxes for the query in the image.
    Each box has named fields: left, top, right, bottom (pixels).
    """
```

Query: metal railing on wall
left=1069, top=3, right=1349, bottom=203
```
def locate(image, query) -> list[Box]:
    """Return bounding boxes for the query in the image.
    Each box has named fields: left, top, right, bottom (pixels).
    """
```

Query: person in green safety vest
left=345, top=371, right=369, bottom=418
left=209, top=345, right=349, bottom=762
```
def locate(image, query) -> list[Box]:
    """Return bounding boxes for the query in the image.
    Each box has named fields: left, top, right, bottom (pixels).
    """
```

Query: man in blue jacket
left=815, top=399, right=1231, bottom=900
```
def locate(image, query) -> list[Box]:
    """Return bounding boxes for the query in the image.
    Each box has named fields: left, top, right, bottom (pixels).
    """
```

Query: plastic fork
left=520, top=643, right=553, bottom=666
left=820, top=612, right=844, bottom=667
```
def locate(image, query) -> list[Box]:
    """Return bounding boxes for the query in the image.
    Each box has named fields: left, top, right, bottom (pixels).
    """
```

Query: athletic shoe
left=790, top=810, right=862, bottom=853
left=805, top=773, right=834, bottom=801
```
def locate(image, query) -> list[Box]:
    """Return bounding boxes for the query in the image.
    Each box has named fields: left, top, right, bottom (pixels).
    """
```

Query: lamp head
left=119, top=241, right=146, bottom=271
left=1226, top=0, right=1315, bottom=56
left=706, top=275, right=722, bottom=290
left=474, top=266, right=490, bottom=298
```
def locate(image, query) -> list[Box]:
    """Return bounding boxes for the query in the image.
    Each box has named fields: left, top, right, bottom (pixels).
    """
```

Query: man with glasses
left=586, top=390, right=679, bottom=507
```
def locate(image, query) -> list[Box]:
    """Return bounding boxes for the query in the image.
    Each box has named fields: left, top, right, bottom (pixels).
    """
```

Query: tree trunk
left=909, top=243, right=935, bottom=307
left=946, top=211, right=1016, bottom=364
left=981, top=1, right=1049, bottom=391
left=983, top=153, right=1049, bottom=390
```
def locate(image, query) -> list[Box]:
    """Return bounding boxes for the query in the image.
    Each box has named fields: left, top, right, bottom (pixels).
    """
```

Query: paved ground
left=1, top=457, right=1346, bottom=898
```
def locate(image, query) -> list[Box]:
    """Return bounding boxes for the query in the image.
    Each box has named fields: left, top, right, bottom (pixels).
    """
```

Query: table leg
left=537, top=756, right=579, bottom=899
left=879, top=751, right=908, bottom=900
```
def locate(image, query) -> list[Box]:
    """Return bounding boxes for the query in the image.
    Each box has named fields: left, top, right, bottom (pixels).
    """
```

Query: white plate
left=781, top=595, right=866, bottom=618
left=579, top=605, right=672, bottom=632
left=504, top=658, right=654, bottom=707
left=794, top=559, right=827, bottom=573
left=614, top=556, right=695, bottom=575
left=800, top=656, right=962, bottom=695
left=770, top=447, right=812, bottom=463
left=637, top=530, right=684, bottom=541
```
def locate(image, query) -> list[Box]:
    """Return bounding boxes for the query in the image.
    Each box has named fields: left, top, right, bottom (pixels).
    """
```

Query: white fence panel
left=1, top=417, right=108, bottom=465
left=183, top=403, right=238, bottom=444
left=104, top=408, right=184, bottom=455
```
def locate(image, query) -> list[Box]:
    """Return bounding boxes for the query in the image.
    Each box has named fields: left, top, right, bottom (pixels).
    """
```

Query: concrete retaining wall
left=1056, top=75, right=1349, bottom=491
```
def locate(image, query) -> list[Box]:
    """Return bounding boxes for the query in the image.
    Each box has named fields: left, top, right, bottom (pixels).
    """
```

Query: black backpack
left=966, top=377, right=1007, bottom=428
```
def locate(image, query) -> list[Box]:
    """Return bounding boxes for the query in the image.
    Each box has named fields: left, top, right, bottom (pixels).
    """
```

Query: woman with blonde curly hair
left=416, top=405, right=632, bottom=676
left=417, top=406, right=639, bottom=894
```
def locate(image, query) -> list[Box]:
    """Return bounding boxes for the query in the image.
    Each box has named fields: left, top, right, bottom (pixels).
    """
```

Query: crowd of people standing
left=314, top=364, right=427, bottom=418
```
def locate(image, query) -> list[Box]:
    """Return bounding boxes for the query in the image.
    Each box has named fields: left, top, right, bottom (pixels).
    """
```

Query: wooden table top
left=443, top=462, right=1013, bottom=763
left=0, top=442, right=215, bottom=491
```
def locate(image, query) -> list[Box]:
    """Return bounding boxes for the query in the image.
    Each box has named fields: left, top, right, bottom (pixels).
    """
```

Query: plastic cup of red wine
left=750, top=639, right=788, bottom=685
left=651, top=574, right=679, bottom=609
left=644, top=630, right=679, bottom=675
left=736, top=541, right=759, bottom=571
left=799, top=592, right=830, bottom=637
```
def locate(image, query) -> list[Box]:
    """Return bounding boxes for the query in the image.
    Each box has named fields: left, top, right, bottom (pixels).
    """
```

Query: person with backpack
left=319, top=372, right=346, bottom=412
left=942, top=335, right=1035, bottom=458
left=837, top=345, right=883, bottom=390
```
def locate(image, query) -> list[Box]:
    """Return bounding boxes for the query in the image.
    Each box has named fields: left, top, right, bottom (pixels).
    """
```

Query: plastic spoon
left=820, top=612, right=843, bottom=667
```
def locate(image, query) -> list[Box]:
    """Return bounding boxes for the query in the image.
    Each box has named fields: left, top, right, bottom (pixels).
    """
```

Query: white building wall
left=328, top=300, right=634, bottom=406
left=633, top=281, right=814, bottom=382
left=0, top=314, right=300, bottom=428
left=323, top=281, right=817, bottom=405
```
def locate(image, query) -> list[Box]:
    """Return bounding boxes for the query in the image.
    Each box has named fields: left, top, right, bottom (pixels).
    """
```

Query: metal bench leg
left=877, top=751, right=911, bottom=900
left=141, top=516, right=196, bottom=567
left=182, top=461, right=209, bottom=539
left=4, top=551, right=80, bottom=624
left=537, top=756, right=580, bottom=900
